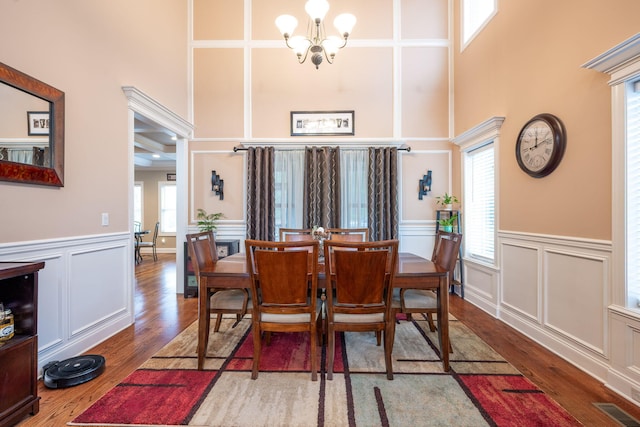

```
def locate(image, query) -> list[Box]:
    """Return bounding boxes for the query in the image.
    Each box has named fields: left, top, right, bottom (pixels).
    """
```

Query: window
left=273, top=148, right=370, bottom=236
left=463, top=143, right=495, bottom=263
left=462, top=0, right=497, bottom=48
left=584, top=34, right=640, bottom=310
left=133, top=182, right=143, bottom=226
left=626, top=78, right=640, bottom=306
left=158, top=181, right=176, bottom=234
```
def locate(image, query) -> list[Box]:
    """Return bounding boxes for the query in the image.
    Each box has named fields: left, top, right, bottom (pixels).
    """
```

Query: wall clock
left=515, top=113, right=566, bottom=178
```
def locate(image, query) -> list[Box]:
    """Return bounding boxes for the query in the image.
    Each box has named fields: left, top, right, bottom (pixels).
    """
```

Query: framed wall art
left=27, top=111, right=50, bottom=136
left=290, top=110, right=354, bottom=136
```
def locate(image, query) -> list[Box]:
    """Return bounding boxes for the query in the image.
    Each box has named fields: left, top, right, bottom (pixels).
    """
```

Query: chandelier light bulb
left=305, top=0, right=330, bottom=22
left=334, top=13, right=356, bottom=37
left=275, top=14, right=298, bottom=37
left=322, top=36, right=341, bottom=57
left=289, top=36, right=311, bottom=56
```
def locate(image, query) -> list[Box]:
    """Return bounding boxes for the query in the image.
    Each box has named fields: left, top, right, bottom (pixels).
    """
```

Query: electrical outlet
left=101, top=213, right=109, bottom=226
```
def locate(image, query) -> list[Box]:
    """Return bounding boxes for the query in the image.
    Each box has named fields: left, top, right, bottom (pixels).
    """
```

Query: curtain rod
left=233, top=145, right=411, bottom=152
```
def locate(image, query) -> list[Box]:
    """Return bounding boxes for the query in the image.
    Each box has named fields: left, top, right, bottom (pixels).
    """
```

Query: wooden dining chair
left=186, top=231, right=250, bottom=352
left=279, top=228, right=314, bottom=242
left=324, top=239, right=399, bottom=380
left=327, top=228, right=369, bottom=242
left=398, top=231, right=462, bottom=351
left=245, top=239, right=321, bottom=380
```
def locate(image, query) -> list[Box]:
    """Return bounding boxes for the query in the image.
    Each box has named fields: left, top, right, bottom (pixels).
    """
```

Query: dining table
left=195, top=251, right=451, bottom=372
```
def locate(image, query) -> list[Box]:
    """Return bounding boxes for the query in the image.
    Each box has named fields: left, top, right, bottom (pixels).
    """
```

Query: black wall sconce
left=211, top=170, right=224, bottom=200
left=418, top=170, right=432, bottom=200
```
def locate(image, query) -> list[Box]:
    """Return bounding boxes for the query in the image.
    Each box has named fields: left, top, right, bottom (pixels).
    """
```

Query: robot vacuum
left=43, top=354, right=106, bottom=389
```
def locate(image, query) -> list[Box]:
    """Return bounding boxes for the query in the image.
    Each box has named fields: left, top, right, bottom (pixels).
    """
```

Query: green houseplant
left=435, top=192, right=459, bottom=209
left=196, top=208, right=224, bottom=233
left=437, top=214, right=458, bottom=232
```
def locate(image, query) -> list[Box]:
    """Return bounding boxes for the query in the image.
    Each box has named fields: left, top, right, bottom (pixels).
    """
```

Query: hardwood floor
left=16, top=253, right=640, bottom=426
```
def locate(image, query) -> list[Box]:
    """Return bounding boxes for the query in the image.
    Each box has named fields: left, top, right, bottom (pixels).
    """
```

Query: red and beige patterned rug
left=70, top=314, right=581, bottom=426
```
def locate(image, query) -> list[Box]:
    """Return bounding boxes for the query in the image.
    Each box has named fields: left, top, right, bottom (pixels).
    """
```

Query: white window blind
left=340, top=149, right=368, bottom=228
left=464, top=143, right=495, bottom=262
left=274, top=150, right=305, bottom=238
left=158, top=182, right=176, bottom=234
left=626, top=78, right=640, bottom=305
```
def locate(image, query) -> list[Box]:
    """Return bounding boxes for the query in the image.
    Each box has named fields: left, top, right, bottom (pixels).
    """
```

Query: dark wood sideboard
left=0, top=261, right=44, bottom=427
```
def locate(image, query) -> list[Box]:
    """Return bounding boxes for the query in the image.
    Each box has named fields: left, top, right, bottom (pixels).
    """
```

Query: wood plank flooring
left=15, top=253, right=640, bottom=426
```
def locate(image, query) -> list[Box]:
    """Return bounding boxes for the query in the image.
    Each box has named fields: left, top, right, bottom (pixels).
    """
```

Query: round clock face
left=516, top=113, right=566, bottom=178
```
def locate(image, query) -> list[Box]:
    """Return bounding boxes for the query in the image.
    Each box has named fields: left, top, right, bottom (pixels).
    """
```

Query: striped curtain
left=303, top=146, right=341, bottom=229
left=368, top=147, right=398, bottom=240
left=246, top=147, right=275, bottom=240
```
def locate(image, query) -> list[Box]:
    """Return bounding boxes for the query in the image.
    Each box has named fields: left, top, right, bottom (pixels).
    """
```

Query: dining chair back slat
left=279, top=228, right=313, bottom=242
left=333, top=250, right=387, bottom=307
left=327, top=228, right=369, bottom=242
left=255, top=249, right=309, bottom=306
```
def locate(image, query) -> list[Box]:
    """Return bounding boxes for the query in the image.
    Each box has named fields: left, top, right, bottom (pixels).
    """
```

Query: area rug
left=70, top=314, right=582, bottom=427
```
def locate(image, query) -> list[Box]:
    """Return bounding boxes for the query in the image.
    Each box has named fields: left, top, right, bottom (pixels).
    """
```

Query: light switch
left=101, top=213, right=109, bottom=226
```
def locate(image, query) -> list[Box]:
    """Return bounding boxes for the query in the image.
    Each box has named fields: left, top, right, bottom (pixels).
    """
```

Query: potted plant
left=196, top=208, right=224, bottom=233
left=438, top=214, right=458, bottom=232
left=435, top=192, right=459, bottom=210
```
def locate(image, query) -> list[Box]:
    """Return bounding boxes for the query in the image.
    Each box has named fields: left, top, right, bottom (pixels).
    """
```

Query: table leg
left=439, top=274, right=450, bottom=372
left=197, top=279, right=211, bottom=370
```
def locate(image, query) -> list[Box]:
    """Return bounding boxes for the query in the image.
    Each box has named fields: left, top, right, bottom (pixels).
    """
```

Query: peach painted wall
left=0, top=0, right=188, bottom=243
left=453, top=0, right=640, bottom=240
left=190, top=0, right=453, bottom=222
left=189, top=142, right=244, bottom=223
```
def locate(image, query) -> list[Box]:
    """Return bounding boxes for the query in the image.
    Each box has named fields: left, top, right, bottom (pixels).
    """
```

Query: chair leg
left=152, top=245, right=157, bottom=261
left=310, top=326, right=318, bottom=381
left=213, top=313, right=223, bottom=332
left=384, top=323, right=395, bottom=380
left=316, top=310, right=325, bottom=346
left=327, top=325, right=335, bottom=380
left=252, top=321, right=261, bottom=380
left=376, top=331, right=382, bottom=346
left=426, top=313, right=436, bottom=332
left=201, top=304, right=211, bottom=367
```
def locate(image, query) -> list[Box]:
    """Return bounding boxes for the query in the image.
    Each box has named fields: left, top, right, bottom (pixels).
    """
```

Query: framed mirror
left=0, top=62, right=64, bottom=186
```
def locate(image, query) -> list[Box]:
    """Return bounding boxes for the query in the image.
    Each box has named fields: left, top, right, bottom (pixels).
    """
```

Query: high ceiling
left=134, top=113, right=176, bottom=171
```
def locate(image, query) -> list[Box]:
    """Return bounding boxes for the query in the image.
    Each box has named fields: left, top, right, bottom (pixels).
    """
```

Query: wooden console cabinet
left=0, top=261, right=44, bottom=427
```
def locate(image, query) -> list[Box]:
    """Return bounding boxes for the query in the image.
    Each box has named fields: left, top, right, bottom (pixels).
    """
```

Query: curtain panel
left=246, top=147, right=275, bottom=240
left=303, top=146, right=341, bottom=229
left=368, top=147, right=398, bottom=240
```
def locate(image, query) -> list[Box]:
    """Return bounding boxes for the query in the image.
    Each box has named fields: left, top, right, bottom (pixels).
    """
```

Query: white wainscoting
left=608, top=306, right=640, bottom=404
left=464, top=231, right=614, bottom=384
left=0, top=233, right=134, bottom=373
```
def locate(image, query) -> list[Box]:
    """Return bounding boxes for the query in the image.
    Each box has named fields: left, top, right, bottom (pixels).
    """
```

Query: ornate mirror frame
left=0, top=62, right=65, bottom=187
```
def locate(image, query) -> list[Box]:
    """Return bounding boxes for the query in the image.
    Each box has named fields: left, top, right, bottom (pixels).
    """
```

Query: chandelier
left=275, top=0, right=356, bottom=70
